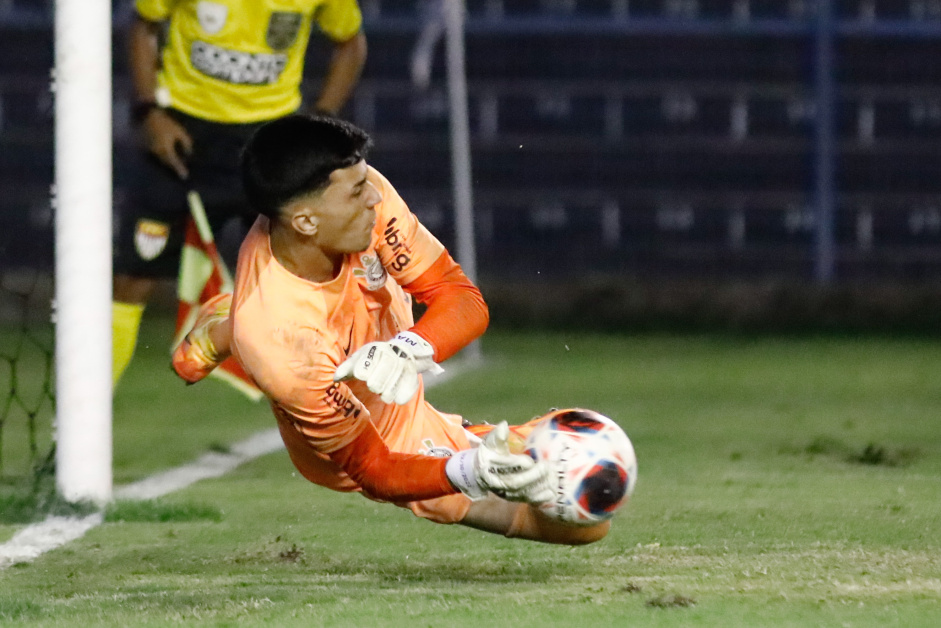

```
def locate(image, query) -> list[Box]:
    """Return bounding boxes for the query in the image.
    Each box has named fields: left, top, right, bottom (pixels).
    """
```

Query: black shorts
left=113, top=109, right=268, bottom=278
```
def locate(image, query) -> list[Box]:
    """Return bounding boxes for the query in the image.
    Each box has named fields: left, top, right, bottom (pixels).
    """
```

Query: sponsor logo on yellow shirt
left=190, top=41, right=288, bottom=85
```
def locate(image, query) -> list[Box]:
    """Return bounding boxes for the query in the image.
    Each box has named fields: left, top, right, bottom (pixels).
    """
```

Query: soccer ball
left=525, top=408, right=638, bottom=527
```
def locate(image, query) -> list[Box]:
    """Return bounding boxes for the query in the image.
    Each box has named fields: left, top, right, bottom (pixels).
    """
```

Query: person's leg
left=112, top=129, right=191, bottom=387
left=193, top=116, right=265, bottom=270
left=112, top=110, right=253, bottom=388
left=112, top=275, right=155, bottom=386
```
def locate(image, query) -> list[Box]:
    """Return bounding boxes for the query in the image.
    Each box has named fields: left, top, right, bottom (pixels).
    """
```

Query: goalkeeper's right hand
left=445, top=422, right=553, bottom=503
left=172, top=293, right=232, bottom=384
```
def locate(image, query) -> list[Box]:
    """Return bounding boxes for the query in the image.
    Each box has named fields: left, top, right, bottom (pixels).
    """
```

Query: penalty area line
left=0, top=357, right=479, bottom=570
left=0, top=429, right=284, bottom=570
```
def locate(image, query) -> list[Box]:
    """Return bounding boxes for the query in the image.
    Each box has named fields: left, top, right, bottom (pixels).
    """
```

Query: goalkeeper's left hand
left=333, top=331, right=444, bottom=405
left=172, top=293, right=232, bottom=384
left=445, top=422, right=554, bottom=503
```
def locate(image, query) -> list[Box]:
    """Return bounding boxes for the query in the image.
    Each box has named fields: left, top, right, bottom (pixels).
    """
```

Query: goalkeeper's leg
left=172, top=293, right=233, bottom=383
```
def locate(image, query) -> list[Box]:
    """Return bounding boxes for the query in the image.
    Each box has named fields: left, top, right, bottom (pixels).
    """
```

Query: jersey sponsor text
left=383, top=217, right=413, bottom=272
left=191, top=41, right=287, bottom=85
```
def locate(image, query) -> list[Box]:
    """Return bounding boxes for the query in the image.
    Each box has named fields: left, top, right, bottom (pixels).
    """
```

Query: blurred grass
left=111, top=313, right=272, bottom=483
left=0, top=312, right=271, bottom=524
left=1, top=317, right=940, bottom=625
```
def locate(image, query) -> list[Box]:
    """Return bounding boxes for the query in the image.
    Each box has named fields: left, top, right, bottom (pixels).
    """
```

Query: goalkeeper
left=173, top=114, right=609, bottom=544
left=112, top=0, right=367, bottom=388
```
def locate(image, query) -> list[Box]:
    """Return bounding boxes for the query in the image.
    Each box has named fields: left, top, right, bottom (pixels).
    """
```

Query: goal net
left=0, top=271, right=56, bottom=509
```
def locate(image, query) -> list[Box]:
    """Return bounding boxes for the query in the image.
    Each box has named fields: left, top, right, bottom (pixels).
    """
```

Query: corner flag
left=174, top=191, right=263, bottom=401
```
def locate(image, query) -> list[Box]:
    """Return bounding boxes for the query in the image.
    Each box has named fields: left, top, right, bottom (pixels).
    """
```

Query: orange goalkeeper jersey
left=230, top=167, right=487, bottom=498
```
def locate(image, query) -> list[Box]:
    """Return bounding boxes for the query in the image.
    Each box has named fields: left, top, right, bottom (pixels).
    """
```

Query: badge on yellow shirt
left=267, top=12, right=303, bottom=50
left=196, top=1, right=228, bottom=35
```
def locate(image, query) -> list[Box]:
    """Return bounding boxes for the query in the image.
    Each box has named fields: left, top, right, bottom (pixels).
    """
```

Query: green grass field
left=2, top=313, right=940, bottom=626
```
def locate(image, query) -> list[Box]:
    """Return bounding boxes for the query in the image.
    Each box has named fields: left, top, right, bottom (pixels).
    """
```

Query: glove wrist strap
left=445, top=450, right=486, bottom=501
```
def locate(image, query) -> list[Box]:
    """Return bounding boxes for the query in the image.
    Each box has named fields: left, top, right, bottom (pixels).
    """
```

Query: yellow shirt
left=135, top=0, right=362, bottom=123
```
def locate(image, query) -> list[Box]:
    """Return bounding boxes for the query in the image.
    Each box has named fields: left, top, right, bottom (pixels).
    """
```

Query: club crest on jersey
left=266, top=11, right=302, bottom=50
left=353, top=254, right=387, bottom=291
left=134, top=219, right=169, bottom=261
left=196, top=1, right=228, bottom=35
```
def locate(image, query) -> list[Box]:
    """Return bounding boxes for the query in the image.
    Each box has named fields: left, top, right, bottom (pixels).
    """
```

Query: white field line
left=0, top=358, right=476, bottom=570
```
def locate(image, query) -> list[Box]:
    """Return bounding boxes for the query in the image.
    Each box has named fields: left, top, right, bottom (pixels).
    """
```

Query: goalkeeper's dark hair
left=241, top=114, right=373, bottom=219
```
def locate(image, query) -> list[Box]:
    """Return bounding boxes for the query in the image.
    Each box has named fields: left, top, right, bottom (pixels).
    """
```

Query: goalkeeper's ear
left=287, top=201, right=319, bottom=237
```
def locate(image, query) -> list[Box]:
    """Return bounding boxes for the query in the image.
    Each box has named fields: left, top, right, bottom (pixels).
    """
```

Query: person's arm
left=328, top=418, right=551, bottom=504
left=128, top=13, right=193, bottom=179
left=333, top=252, right=487, bottom=404
left=328, top=421, right=455, bottom=502
left=335, top=169, right=489, bottom=403
left=312, top=31, right=367, bottom=115
left=404, top=251, right=489, bottom=363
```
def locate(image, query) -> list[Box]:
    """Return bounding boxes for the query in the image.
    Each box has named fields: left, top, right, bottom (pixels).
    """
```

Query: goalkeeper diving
left=173, top=114, right=609, bottom=544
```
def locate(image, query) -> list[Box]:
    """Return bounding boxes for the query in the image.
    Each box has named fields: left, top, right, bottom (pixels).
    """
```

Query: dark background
left=3, top=0, right=941, bottom=330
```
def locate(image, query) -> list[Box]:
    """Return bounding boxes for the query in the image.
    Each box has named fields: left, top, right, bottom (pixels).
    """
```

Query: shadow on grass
left=0, top=485, right=222, bottom=525
left=228, top=537, right=573, bottom=584
left=0, top=477, right=97, bottom=524
left=783, top=436, right=920, bottom=468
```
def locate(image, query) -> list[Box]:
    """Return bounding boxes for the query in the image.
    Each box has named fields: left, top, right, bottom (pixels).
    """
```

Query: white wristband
left=445, top=449, right=486, bottom=500
left=391, top=330, right=445, bottom=375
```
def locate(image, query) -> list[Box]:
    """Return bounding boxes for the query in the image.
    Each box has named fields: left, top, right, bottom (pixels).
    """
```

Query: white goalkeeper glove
left=445, top=422, right=554, bottom=503
left=333, top=331, right=444, bottom=405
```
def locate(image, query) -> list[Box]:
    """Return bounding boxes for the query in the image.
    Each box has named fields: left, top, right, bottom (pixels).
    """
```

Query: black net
left=0, top=270, right=56, bottom=486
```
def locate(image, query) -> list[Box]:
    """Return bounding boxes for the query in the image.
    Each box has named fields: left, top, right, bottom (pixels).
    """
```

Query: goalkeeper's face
left=310, top=160, right=380, bottom=254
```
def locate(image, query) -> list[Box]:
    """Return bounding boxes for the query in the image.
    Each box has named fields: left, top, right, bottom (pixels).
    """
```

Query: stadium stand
left=3, top=0, right=941, bottom=280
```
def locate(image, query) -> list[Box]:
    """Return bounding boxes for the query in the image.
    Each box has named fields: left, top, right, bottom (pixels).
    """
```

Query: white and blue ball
left=525, top=408, right=638, bottom=527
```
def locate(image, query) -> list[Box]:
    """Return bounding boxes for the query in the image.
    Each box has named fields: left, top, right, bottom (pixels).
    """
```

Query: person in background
left=113, top=0, right=367, bottom=386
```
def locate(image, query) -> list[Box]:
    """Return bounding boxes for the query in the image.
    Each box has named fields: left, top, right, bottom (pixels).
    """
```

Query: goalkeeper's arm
left=333, top=251, right=489, bottom=405
left=328, top=420, right=551, bottom=504
left=403, top=250, right=489, bottom=363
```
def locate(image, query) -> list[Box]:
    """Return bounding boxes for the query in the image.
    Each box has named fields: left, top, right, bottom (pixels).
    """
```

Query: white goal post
left=442, top=0, right=482, bottom=362
left=53, top=0, right=113, bottom=504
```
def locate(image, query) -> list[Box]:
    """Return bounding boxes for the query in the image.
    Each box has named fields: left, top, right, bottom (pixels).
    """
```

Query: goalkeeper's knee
left=172, top=293, right=232, bottom=384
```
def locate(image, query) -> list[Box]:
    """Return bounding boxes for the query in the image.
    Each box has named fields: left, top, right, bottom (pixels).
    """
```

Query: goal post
left=53, top=0, right=113, bottom=504
left=442, top=0, right=482, bottom=362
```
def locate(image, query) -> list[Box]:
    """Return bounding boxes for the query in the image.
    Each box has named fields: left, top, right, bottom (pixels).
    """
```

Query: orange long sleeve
left=404, top=252, right=489, bottom=362
left=329, top=420, right=458, bottom=502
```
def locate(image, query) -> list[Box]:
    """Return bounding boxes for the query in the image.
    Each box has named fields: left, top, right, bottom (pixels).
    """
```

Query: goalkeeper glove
left=172, top=293, right=231, bottom=384
left=333, top=331, right=444, bottom=405
left=445, top=422, right=553, bottom=503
